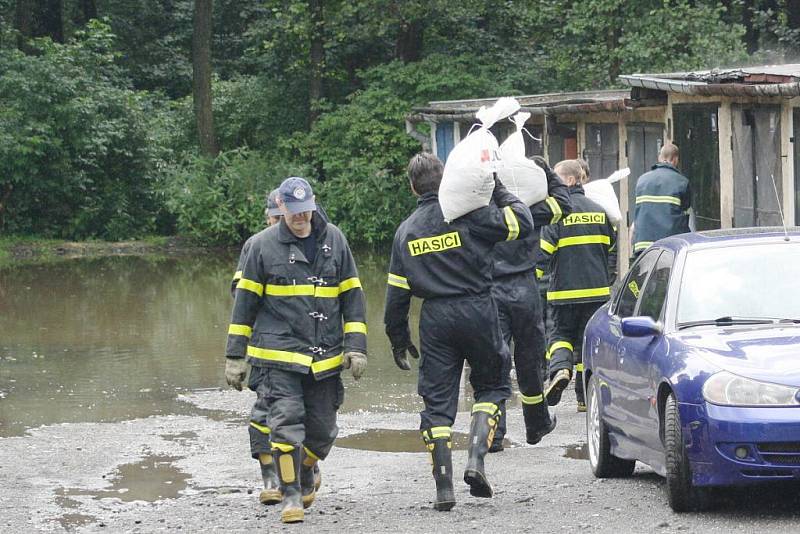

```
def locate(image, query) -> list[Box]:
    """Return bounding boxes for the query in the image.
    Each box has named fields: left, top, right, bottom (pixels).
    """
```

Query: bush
left=0, top=21, right=162, bottom=240
left=161, top=148, right=311, bottom=244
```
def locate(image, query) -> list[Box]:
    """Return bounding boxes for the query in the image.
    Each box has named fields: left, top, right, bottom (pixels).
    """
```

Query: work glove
left=532, top=156, right=563, bottom=188
left=491, top=175, right=517, bottom=207
left=225, top=357, right=249, bottom=391
left=342, top=351, right=368, bottom=380
left=392, top=343, right=420, bottom=371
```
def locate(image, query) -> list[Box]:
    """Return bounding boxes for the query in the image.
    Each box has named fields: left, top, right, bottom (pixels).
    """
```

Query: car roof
left=654, top=227, right=800, bottom=253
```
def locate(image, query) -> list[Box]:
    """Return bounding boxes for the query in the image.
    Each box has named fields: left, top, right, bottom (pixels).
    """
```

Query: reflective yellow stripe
left=264, top=284, right=344, bottom=298
left=247, top=347, right=314, bottom=367
left=387, top=273, right=411, bottom=290
left=265, top=284, right=314, bottom=297
left=304, top=447, right=320, bottom=461
left=339, top=277, right=362, bottom=293
left=237, top=278, right=264, bottom=297
left=540, top=239, right=556, bottom=254
left=557, top=235, right=611, bottom=248
left=546, top=341, right=574, bottom=360
left=546, top=197, right=562, bottom=224
left=575, top=363, right=585, bottom=372
left=272, top=442, right=295, bottom=452
left=233, top=270, right=243, bottom=281
left=535, top=268, right=544, bottom=279
left=636, top=195, right=681, bottom=206
left=634, top=241, right=653, bottom=251
left=250, top=421, right=271, bottom=435
left=503, top=206, right=520, bottom=241
left=228, top=324, right=253, bottom=338
left=311, top=354, right=343, bottom=374
left=547, top=286, right=610, bottom=301
left=247, top=347, right=342, bottom=374
left=520, top=393, right=544, bottom=405
left=472, top=402, right=499, bottom=415
left=344, top=322, right=367, bottom=334
left=315, top=286, right=340, bottom=298
left=427, top=426, right=452, bottom=439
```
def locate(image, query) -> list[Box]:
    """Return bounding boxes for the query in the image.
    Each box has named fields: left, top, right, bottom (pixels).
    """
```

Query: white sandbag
left=439, top=97, right=521, bottom=222
left=497, top=112, right=547, bottom=206
left=583, top=168, right=630, bottom=226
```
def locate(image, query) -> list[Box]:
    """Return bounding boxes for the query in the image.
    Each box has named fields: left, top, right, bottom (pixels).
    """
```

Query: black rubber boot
left=313, top=463, right=321, bottom=491
left=545, top=369, right=572, bottom=406
left=489, top=400, right=506, bottom=453
left=274, top=447, right=304, bottom=523
left=426, top=436, right=456, bottom=511
left=464, top=405, right=499, bottom=498
left=522, top=403, right=557, bottom=445
left=300, top=452, right=317, bottom=509
left=575, top=367, right=586, bottom=412
left=257, top=453, right=282, bottom=505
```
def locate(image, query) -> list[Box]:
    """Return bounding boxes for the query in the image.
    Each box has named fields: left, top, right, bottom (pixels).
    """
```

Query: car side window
left=636, top=250, right=674, bottom=321
left=615, top=249, right=661, bottom=318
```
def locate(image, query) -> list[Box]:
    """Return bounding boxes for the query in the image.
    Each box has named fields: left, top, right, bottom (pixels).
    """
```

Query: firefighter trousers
left=547, top=301, right=605, bottom=403
left=418, top=294, right=511, bottom=432
left=264, top=367, right=344, bottom=460
left=248, top=366, right=273, bottom=458
left=491, top=271, right=549, bottom=440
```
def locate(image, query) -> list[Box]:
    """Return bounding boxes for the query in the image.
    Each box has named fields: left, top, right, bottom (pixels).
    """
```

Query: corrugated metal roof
left=425, top=89, right=629, bottom=111
left=620, top=63, right=800, bottom=96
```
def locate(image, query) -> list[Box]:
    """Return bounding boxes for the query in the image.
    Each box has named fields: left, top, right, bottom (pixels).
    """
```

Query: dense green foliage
left=0, top=1, right=794, bottom=244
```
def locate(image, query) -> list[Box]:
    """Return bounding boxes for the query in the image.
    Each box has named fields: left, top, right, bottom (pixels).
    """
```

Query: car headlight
left=703, top=371, right=800, bottom=406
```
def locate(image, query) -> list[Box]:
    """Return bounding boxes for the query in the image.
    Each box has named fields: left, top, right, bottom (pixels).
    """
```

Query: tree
left=308, top=0, right=323, bottom=125
left=192, top=0, right=218, bottom=157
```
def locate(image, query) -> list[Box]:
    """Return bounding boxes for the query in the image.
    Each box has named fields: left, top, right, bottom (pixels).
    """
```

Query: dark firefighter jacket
left=231, top=204, right=331, bottom=295
left=225, top=214, right=366, bottom=380
left=492, top=164, right=572, bottom=279
left=384, top=183, right=534, bottom=350
left=538, top=185, right=616, bottom=305
left=632, top=162, right=691, bottom=254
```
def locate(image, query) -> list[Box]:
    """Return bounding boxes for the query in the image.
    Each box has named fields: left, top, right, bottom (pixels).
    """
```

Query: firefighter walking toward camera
left=225, top=177, right=367, bottom=524
left=539, top=160, right=616, bottom=411
left=383, top=152, right=533, bottom=511
left=488, top=156, right=572, bottom=452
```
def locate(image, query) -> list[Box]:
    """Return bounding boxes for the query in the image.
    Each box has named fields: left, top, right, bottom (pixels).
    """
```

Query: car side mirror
left=621, top=316, right=662, bottom=337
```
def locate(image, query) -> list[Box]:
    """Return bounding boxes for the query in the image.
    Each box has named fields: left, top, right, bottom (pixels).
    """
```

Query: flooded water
left=0, top=249, right=424, bottom=437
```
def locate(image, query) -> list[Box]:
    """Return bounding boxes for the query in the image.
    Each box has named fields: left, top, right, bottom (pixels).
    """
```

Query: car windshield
left=677, top=242, right=800, bottom=325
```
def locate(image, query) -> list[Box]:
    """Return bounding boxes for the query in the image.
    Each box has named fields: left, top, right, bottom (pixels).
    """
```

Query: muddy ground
left=4, top=388, right=800, bottom=533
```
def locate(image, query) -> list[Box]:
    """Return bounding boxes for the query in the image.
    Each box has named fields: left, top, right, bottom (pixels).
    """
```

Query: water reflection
left=0, top=249, right=422, bottom=436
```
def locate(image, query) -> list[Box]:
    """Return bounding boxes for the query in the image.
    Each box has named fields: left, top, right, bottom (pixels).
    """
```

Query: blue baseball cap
left=265, top=188, right=281, bottom=217
left=278, top=177, right=316, bottom=214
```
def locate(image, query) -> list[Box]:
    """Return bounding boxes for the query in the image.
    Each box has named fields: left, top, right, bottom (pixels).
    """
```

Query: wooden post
left=718, top=100, right=734, bottom=229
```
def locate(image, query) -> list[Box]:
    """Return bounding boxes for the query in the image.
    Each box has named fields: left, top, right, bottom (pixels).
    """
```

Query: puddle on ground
left=59, top=454, right=190, bottom=504
left=161, top=431, right=198, bottom=442
left=56, top=513, right=98, bottom=531
left=336, top=429, right=512, bottom=452
left=563, top=443, right=588, bottom=460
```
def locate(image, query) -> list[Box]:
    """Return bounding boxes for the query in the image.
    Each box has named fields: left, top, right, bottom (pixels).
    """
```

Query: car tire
left=664, top=393, right=710, bottom=512
left=587, top=374, right=636, bottom=478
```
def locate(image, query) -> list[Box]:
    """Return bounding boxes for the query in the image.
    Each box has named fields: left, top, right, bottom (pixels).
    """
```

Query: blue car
left=583, top=228, right=800, bottom=512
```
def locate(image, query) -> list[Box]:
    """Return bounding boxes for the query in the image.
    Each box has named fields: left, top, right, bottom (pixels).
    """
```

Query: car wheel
left=664, top=393, right=710, bottom=512
left=587, top=374, right=636, bottom=478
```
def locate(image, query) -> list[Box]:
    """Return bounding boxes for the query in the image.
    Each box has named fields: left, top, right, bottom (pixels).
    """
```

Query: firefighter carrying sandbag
left=383, top=152, right=533, bottom=511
